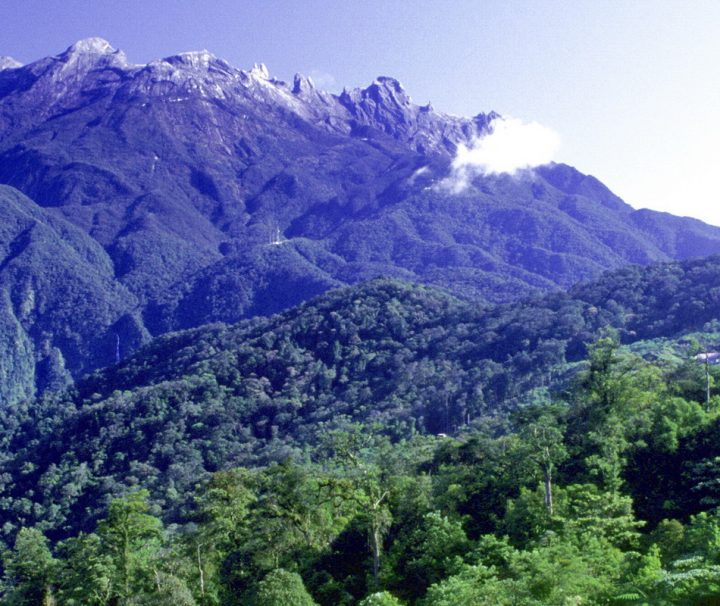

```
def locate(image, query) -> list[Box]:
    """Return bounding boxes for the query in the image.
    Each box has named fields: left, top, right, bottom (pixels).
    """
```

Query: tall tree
left=97, top=490, right=163, bottom=604
left=190, top=469, right=257, bottom=603
left=514, top=403, right=567, bottom=515
left=56, top=532, right=114, bottom=606
left=319, top=427, right=396, bottom=589
left=2, top=527, right=56, bottom=606
left=569, top=334, right=661, bottom=491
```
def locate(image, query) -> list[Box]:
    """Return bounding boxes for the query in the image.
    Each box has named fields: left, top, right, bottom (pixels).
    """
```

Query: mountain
left=3, top=38, right=720, bottom=403
left=4, top=253, right=720, bottom=540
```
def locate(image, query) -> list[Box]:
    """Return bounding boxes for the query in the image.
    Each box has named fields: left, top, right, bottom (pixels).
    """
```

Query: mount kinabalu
left=2, top=37, right=720, bottom=405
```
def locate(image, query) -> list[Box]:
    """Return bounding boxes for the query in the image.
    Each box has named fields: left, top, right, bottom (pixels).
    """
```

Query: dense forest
left=5, top=255, right=720, bottom=603
left=4, top=336, right=720, bottom=604
left=6, top=39, right=720, bottom=606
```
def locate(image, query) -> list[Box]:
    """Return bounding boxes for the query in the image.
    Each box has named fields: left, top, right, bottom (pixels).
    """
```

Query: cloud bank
left=442, top=117, right=560, bottom=193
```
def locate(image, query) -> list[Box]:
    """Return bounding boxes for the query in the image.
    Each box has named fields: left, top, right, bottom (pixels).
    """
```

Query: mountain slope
left=0, top=185, right=148, bottom=405
left=3, top=39, right=720, bottom=402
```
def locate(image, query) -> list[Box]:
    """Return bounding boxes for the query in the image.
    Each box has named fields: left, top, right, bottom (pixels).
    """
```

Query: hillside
left=5, top=254, right=720, bottom=543
left=4, top=40, right=720, bottom=403
left=0, top=185, right=146, bottom=405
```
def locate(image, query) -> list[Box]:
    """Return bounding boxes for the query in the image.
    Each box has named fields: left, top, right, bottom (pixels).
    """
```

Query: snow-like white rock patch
left=0, top=56, right=22, bottom=70
left=66, top=37, right=116, bottom=55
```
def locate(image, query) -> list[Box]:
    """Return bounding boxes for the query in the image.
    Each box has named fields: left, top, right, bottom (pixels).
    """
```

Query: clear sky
left=2, top=0, right=720, bottom=225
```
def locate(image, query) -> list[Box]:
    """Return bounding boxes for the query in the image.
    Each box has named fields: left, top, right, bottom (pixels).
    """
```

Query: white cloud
left=441, top=116, right=560, bottom=192
left=309, top=69, right=338, bottom=92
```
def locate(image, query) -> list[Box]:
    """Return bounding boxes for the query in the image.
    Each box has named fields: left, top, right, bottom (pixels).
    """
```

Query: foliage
left=358, top=591, right=404, bottom=605
left=2, top=527, right=56, bottom=605
left=254, top=569, right=317, bottom=606
left=4, top=342, right=720, bottom=604
left=7, top=254, right=720, bottom=541
left=3, top=255, right=720, bottom=603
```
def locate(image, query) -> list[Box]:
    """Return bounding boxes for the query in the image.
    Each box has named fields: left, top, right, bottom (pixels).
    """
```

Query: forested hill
left=76, top=251, right=720, bottom=414
left=4, top=254, right=720, bottom=544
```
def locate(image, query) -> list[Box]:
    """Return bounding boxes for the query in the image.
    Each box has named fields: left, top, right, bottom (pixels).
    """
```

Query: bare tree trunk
left=369, top=491, right=388, bottom=588
left=543, top=465, right=553, bottom=516
left=706, top=355, right=711, bottom=409
left=371, top=521, right=381, bottom=587
left=197, top=543, right=205, bottom=599
left=43, top=586, right=56, bottom=606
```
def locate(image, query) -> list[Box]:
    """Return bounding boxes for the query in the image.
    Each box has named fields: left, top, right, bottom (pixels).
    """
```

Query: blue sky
left=2, top=0, right=720, bottom=224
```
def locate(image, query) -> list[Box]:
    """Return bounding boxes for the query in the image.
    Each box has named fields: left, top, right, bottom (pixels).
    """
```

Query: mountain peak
left=362, top=76, right=412, bottom=107
left=165, top=49, right=219, bottom=69
left=56, top=37, right=128, bottom=72
left=0, top=56, right=22, bottom=70
left=249, top=62, right=270, bottom=80
left=292, top=73, right=315, bottom=94
left=65, top=37, right=116, bottom=56
left=373, top=76, right=405, bottom=90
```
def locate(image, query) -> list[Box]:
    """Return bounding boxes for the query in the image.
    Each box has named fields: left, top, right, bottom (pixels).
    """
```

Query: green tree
left=97, top=490, right=163, bottom=604
left=503, top=483, right=643, bottom=551
left=358, top=591, right=404, bottom=605
left=384, top=511, right=469, bottom=600
left=420, top=563, right=505, bottom=606
left=190, top=469, right=257, bottom=603
left=684, top=509, right=720, bottom=560
left=2, top=527, right=56, bottom=606
left=614, top=544, right=664, bottom=604
left=137, top=572, right=197, bottom=606
left=502, top=485, right=557, bottom=547
left=658, top=556, right=720, bottom=604
left=424, top=533, right=622, bottom=605
left=569, top=335, right=661, bottom=491
left=514, top=403, right=567, bottom=515
left=430, top=428, right=532, bottom=538
left=319, top=427, right=396, bottom=589
left=647, top=519, right=685, bottom=565
left=254, top=569, right=317, bottom=606
left=561, top=484, right=644, bottom=551
left=56, top=532, right=114, bottom=606
left=219, top=462, right=344, bottom=602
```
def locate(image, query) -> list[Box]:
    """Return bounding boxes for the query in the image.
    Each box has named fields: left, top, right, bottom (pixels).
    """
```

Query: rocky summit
left=2, top=38, right=720, bottom=404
